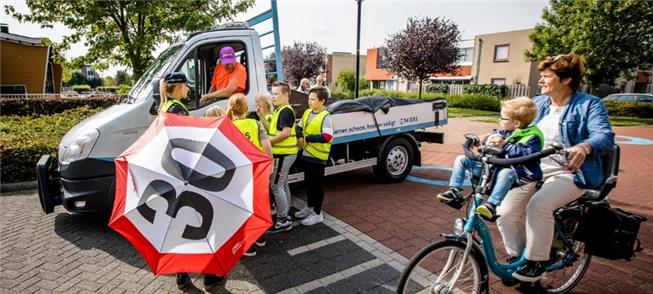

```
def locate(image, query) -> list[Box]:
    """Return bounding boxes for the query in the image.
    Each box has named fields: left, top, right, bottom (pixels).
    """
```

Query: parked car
left=603, top=93, right=653, bottom=103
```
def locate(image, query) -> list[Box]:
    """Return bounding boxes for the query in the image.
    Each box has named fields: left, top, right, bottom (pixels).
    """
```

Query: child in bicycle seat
left=437, top=97, right=544, bottom=221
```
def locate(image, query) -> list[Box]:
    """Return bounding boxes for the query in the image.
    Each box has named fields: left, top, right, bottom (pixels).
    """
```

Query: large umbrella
left=109, top=113, right=272, bottom=276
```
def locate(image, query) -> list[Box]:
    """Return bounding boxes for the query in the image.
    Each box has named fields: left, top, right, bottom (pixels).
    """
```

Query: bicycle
left=397, top=134, right=620, bottom=294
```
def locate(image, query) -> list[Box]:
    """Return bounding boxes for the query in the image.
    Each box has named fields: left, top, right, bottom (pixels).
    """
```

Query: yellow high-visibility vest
left=268, top=104, right=298, bottom=155
left=233, top=118, right=263, bottom=151
left=161, top=99, right=188, bottom=113
left=302, top=109, right=331, bottom=161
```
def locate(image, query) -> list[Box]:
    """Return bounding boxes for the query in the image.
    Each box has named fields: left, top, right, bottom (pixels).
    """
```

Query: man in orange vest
left=200, top=46, right=247, bottom=107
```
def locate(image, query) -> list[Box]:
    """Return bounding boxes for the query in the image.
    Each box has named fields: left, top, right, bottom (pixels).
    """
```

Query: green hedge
left=462, top=84, right=506, bottom=98
left=425, top=83, right=449, bottom=93
left=603, top=100, right=653, bottom=118
left=0, top=96, right=118, bottom=116
left=445, top=94, right=501, bottom=111
left=0, top=106, right=103, bottom=183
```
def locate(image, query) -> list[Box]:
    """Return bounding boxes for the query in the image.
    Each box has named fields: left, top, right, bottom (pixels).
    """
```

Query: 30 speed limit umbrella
left=109, top=113, right=272, bottom=276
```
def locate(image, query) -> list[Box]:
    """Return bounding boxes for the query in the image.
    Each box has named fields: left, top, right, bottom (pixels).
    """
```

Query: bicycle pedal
left=440, top=197, right=466, bottom=209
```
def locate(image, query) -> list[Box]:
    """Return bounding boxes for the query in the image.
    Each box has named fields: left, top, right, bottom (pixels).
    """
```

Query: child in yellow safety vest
left=294, top=86, right=334, bottom=226
left=158, top=72, right=190, bottom=115
left=226, top=94, right=273, bottom=157
left=267, top=81, right=298, bottom=233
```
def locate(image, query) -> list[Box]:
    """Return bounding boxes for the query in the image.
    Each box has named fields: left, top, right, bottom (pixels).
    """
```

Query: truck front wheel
left=374, top=137, right=414, bottom=182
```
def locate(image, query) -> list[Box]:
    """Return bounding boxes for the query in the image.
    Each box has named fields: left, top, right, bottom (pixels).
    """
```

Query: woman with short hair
left=497, top=53, right=615, bottom=282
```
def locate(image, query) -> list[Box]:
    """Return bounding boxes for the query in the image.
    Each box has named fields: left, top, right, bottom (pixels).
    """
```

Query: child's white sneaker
left=300, top=211, right=323, bottom=226
left=294, top=206, right=314, bottom=219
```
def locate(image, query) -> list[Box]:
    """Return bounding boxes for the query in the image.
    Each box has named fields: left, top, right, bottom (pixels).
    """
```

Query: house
left=325, top=52, right=366, bottom=92
left=81, top=65, right=97, bottom=81
left=0, top=24, right=63, bottom=95
left=366, top=47, right=417, bottom=91
left=471, top=28, right=538, bottom=97
left=430, top=39, right=474, bottom=85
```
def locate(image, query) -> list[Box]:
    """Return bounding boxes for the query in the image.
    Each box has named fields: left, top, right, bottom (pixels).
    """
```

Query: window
left=87, top=69, right=94, bottom=78
left=494, top=44, right=509, bottom=62
left=0, top=85, right=27, bottom=95
left=491, top=78, right=506, bottom=86
left=376, top=48, right=388, bottom=69
left=372, top=80, right=386, bottom=89
left=460, top=47, right=473, bottom=63
left=616, top=95, right=635, bottom=102
left=175, top=41, right=250, bottom=110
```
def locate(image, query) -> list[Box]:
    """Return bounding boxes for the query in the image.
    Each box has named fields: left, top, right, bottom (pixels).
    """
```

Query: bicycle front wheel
left=397, top=239, right=488, bottom=294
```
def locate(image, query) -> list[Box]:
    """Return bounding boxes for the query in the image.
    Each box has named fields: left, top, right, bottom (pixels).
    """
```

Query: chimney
left=0, top=23, right=8, bottom=34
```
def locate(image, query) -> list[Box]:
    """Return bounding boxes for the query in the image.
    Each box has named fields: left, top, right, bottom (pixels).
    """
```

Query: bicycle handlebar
left=462, top=136, right=563, bottom=166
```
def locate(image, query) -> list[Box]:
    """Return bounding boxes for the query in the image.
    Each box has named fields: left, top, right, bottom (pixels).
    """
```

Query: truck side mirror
left=152, top=78, right=161, bottom=106
left=151, top=78, right=161, bottom=115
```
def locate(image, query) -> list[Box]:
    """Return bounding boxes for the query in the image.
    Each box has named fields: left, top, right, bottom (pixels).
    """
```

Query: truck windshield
left=129, top=44, right=183, bottom=103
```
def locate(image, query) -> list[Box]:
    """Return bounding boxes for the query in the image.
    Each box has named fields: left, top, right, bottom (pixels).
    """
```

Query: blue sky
left=1, top=0, right=548, bottom=77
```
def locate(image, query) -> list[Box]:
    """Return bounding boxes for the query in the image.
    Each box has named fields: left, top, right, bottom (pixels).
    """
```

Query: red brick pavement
left=298, top=118, right=653, bottom=293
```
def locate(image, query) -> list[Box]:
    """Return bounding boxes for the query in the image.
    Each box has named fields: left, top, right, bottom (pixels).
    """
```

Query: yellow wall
left=1, top=40, right=48, bottom=93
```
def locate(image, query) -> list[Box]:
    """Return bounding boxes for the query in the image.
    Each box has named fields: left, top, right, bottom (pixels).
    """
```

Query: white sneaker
left=300, top=212, right=323, bottom=226
left=294, top=206, right=314, bottom=218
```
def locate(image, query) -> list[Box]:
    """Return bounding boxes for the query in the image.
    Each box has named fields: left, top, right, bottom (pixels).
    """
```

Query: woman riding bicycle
left=497, top=53, right=615, bottom=282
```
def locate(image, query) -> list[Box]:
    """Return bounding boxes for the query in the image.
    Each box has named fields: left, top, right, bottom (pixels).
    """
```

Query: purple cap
left=219, top=46, right=236, bottom=64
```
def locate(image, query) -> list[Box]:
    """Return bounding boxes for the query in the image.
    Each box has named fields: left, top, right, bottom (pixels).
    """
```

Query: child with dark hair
left=294, top=86, right=334, bottom=226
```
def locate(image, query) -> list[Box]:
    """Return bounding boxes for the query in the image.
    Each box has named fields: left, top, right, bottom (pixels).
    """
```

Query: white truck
left=36, top=8, right=447, bottom=215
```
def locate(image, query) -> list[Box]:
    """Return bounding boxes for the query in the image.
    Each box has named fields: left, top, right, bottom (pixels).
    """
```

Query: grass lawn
left=448, top=108, right=653, bottom=126
left=609, top=116, right=653, bottom=126
left=448, top=107, right=499, bottom=118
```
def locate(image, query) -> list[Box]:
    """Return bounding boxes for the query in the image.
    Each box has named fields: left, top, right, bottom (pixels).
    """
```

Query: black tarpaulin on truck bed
left=326, top=96, right=446, bottom=114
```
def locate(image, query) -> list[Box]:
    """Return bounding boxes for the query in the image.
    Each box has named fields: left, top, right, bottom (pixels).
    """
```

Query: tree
left=527, top=0, right=653, bottom=90
left=115, top=70, right=132, bottom=86
left=5, top=0, right=255, bottom=81
left=336, top=69, right=369, bottom=94
left=281, top=41, right=326, bottom=86
left=385, top=17, right=461, bottom=99
left=87, top=77, right=103, bottom=89
left=68, top=71, right=87, bottom=85
left=103, top=76, right=117, bottom=87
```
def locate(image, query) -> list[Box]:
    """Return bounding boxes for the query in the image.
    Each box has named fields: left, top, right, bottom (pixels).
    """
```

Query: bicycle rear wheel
left=539, top=241, right=592, bottom=294
left=397, top=239, right=489, bottom=294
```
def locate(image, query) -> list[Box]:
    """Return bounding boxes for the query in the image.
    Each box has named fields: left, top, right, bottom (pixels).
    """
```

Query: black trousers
left=303, top=159, right=326, bottom=214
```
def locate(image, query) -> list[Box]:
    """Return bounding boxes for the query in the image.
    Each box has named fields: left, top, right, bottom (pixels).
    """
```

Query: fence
left=445, top=84, right=530, bottom=98
left=505, top=84, right=530, bottom=98
left=447, top=84, right=464, bottom=95
left=0, top=93, right=119, bottom=99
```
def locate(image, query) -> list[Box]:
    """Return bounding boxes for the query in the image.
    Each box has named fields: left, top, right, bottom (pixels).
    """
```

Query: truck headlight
left=59, top=128, right=100, bottom=165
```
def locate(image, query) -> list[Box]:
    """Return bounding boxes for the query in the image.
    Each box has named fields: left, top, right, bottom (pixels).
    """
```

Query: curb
left=1, top=181, right=37, bottom=194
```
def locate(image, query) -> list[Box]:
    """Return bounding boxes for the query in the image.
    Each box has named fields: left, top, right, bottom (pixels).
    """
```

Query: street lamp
left=355, top=0, right=363, bottom=99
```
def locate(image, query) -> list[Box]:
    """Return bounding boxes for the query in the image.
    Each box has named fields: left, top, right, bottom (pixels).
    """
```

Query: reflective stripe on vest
left=162, top=99, right=188, bottom=113
left=507, top=125, right=544, bottom=149
left=269, top=104, right=298, bottom=155
left=233, top=118, right=263, bottom=151
left=302, top=109, right=331, bottom=160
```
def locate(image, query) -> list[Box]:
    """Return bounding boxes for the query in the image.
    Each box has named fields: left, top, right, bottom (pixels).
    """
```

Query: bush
left=463, top=84, right=506, bottom=98
left=603, top=100, right=653, bottom=118
left=72, top=84, right=92, bottom=93
left=0, top=106, right=104, bottom=183
left=117, top=84, right=132, bottom=95
left=0, top=96, right=118, bottom=116
left=445, top=94, right=501, bottom=111
left=426, top=83, right=449, bottom=93
left=335, top=70, right=370, bottom=95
